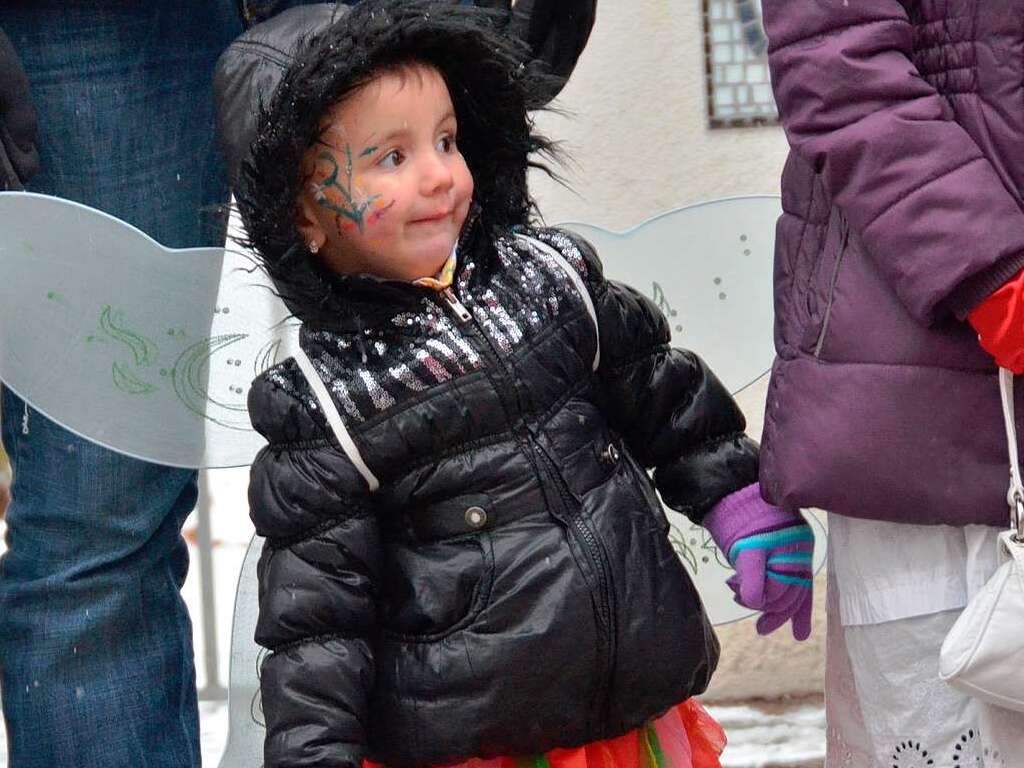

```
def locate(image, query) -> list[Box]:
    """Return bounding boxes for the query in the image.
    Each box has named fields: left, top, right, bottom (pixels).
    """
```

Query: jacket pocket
left=614, top=448, right=670, bottom=534
left=813, top=214, right=850, bottom=358
left=559, top=430, right=623, bottom=500
left=798, top=210, right=849, bottom=357
left=592, top=450, right=719, bottom=725
left=378, top=529, right=495, bottom=642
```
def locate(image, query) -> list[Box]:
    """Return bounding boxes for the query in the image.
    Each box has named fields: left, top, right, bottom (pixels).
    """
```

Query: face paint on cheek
left=335, top=216, right=359, bottom=235
left=312, top=145, right=382, bottom=233
left=367, top=199, right=396, bottom=226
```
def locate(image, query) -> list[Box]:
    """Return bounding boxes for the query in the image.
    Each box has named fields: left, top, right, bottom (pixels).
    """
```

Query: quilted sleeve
left=247, top=366, right=380, bottom=768
left=763, top=1, right=1024, bottom=321
left=540, top=229, right=760, bottom=523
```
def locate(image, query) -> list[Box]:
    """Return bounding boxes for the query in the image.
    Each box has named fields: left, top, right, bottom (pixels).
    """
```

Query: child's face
left=295, top=64, right=475, bottom=281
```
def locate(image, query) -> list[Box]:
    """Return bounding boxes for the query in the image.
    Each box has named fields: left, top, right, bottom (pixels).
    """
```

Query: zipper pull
left=441, top=287, right=471, bottom=323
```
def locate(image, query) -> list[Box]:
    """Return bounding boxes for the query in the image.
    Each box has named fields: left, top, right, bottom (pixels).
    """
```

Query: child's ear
left=295, top=193, right=326, bottom=252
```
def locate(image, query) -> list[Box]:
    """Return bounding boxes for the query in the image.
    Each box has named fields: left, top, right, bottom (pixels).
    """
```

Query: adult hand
left=703, top=483, right=815, bottom=640
left=0, top=29, right=39, bottom=190
left=969, top=268, right=1024, bottom=373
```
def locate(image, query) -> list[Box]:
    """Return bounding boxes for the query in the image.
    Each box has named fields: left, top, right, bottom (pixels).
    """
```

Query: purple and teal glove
left=702, top=483, right=814, bottom=641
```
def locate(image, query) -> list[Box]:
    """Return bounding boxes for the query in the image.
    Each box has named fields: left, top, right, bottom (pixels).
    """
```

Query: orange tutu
left=365, top=699, right=726, bottom=768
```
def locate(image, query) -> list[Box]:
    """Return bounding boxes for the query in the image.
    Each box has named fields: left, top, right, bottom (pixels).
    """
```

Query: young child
left=215, top=2, right=814, bottom=766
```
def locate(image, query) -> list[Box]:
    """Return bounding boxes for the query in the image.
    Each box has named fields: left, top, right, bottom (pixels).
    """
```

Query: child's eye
left=436, top=135, right=455, bottom=153
left=379, top=149, right=405, bottom=169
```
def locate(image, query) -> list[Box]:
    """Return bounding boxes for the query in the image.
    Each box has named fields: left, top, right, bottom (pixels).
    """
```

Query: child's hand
left=702, top=483, right=814, bottom=641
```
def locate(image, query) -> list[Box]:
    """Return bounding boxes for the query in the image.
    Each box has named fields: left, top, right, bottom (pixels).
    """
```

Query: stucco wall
left=528, top=0, right=825, bottom=701
left=528, top=1, right=790, bottom=228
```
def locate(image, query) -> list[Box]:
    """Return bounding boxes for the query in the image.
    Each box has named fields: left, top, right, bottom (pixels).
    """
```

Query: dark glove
left=0, top=29, right=39, bottom=191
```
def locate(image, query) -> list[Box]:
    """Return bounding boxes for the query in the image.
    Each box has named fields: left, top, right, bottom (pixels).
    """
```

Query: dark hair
left=234, top=0, right=562, bottom=321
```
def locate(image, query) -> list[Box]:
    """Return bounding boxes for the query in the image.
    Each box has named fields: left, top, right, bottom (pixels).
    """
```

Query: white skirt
left=825, top=522, right=1024, bottom=767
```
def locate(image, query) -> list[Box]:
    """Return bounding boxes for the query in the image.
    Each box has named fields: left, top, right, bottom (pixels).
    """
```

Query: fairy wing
left=0, top=191, right=297, bottom=469
left=564, top=194, right=779, bottom=396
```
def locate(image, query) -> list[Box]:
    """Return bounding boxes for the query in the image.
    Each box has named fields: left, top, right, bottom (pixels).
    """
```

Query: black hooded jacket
left=216, top=3, right=758, bottom=765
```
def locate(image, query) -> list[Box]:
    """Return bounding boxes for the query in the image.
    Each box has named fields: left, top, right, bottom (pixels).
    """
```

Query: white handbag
left=938, top=368, right=1024, bottom=712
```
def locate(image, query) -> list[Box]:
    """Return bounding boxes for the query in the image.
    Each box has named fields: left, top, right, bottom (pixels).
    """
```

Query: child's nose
left=419, top=153, right=454, bottom=196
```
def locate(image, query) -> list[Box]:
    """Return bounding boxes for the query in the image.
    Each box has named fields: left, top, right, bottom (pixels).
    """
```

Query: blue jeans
left=0, top=3, right=244, bottom=766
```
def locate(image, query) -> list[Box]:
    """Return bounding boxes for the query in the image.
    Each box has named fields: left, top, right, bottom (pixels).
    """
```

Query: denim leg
left=1, top=1, right=244, bottom=248
left=1, top=390, right=200, bottom=767
left=0, top=2, right=244, bottom=766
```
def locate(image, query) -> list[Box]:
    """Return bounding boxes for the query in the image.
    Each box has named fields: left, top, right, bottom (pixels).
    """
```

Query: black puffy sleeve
left=247, top=363, right=380, bottom=767
left=543, top=229, right=760, bottom=523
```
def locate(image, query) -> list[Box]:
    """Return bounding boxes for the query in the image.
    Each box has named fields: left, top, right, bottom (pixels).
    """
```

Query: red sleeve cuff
left=969, top=267, right=1024, bottom=372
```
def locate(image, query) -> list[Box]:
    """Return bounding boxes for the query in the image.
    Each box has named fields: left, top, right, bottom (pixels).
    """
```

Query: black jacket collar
left=300, top=204, right=485, bottom=335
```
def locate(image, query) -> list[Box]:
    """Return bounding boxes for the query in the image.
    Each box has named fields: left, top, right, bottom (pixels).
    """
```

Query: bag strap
left=292, top=345, right=380, bottom=493
left=516, top=233, right=601, bottom=372
left=999, top=368, right=1024, bottom=540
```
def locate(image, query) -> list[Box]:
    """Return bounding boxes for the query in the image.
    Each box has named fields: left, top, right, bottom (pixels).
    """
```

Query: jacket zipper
left=813, top=215, right=850, bottom=359
left=530, top=439, right=615, bottom=631
left=441, top=287, right=472, bottom=323
left=437, top=282, right=615, bottom=726
left=527, top=435, right=616, bottom=728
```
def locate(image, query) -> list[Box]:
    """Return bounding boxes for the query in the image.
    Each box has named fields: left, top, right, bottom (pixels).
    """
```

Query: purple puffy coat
left=759, top=2, right=1024, bottom=527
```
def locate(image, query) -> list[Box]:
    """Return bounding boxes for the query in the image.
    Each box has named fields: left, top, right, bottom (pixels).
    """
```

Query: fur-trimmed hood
left=214, top=0, right=583, bottom=326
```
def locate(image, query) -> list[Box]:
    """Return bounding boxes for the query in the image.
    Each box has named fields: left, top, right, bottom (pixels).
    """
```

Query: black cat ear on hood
left=472, top=0, right=597, bottom=104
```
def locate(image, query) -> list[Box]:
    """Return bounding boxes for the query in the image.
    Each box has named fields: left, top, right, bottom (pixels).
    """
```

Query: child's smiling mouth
left=409, top=208, right=453, bottom=225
